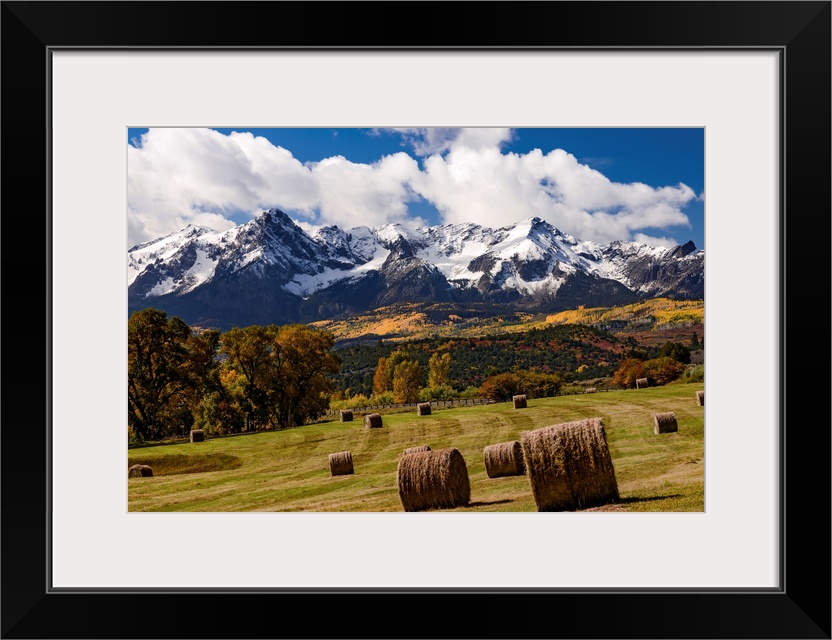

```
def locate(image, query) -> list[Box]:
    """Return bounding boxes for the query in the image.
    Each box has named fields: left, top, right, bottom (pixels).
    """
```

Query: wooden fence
left=325, top=398, right=495, bottom=416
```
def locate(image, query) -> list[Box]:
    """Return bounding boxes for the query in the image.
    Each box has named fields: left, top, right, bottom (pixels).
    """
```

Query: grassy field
left=128, top=382, right=704, bottom=512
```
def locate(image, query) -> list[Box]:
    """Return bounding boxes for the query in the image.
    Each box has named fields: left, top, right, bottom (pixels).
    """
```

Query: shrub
left=418, top=384, right=457, bottom=402
left=479, top=370, right=563, bottom=401
left=681, top=364, right=704, bottom=383
left=369, top=391, right=394, bottom=406
left=643, top=357, right=686, bottom=386
left=612, top=358, right=646, bottom=388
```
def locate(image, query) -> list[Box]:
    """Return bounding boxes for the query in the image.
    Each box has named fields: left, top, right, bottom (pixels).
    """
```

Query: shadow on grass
left=465, top=499, right=514, bottom=508
left=127, top=453, right=243, bottom=476
left=618, top=494, right=682, bottom=504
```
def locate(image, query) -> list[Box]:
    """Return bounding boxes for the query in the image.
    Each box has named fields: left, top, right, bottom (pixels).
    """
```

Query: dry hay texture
left=653, top=411, right=678, bottom=434
left=128, top=464, right=153, bottom=478
left=364, top=413, right=383, bottom=429
left=513, top=394, right=527, bottom=409
left=585, top=388, right=597, bottom=394
left=521, top=418, right=619, bottom=512
left=403, top=445, right=431, bottom=455
left=339, top=409, right=354, bottom=422
left=396, top=447, right=471, bottom=512
left=696, top=390, right=704, bottom=406
left=417, top=402, right=432, bottom=416
left=483, top=440, right=526, bottom=478
left=328, top=451, right=354, bottom=476
left=190, top=429, right=205, bottom=443
left=636, top=377, right=649, bottom=389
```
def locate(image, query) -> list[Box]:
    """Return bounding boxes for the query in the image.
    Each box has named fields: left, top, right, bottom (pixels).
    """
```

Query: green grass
left=128, top=382, right=705, bottom=513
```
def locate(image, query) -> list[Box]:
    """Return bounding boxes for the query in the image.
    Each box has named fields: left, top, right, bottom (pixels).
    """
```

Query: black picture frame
left=2, top=2, right=829, bottom=638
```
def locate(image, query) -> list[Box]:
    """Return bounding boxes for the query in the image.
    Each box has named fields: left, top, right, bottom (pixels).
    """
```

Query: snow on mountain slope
left=128, top=209, right=703, bottom=305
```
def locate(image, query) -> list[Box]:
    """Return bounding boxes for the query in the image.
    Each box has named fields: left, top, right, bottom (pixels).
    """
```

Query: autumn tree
left=372, top=357, right=390, bottom=395
left=385, top=348, right=412, bottom=390
left=269, top=324, right=341, bottom=428
left=427, top=352, right=452, bottom=388
left=612, top=358, right=646, bottom=388
left=220, top=324, right=341, bottom=430
left=392, top=360, right=422, bottom=403
left=643, top=356, right=685, bottom=386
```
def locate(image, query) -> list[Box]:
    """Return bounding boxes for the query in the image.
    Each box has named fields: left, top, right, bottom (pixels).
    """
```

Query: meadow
left=128, top=381, right=704, bottom=512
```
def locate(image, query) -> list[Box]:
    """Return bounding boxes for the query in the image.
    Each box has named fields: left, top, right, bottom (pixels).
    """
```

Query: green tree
left=128, top=308, right=195, bottom=442
left=660, top=341, right=691, bottom=364
left=220, top=325, right=276, bottom=431
left=427, top=352, right=452, bottom=388
left=690, top=332, right=700, bottom=350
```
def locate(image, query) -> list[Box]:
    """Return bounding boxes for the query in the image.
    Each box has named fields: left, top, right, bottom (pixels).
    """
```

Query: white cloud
left=376, top=127, right=514, bottom=155
left=128, top=128, right=698, bottom=248
left=127, top=129, right=422, bottom=246
left=309, top=152, right=422, bottom=229
left=410, top=144, right=695, bottom=243
left=632, top=233, right=679, bottom=248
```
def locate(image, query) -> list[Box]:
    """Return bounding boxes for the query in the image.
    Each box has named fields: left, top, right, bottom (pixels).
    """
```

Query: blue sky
left=128, top=127, right=704, bottom=250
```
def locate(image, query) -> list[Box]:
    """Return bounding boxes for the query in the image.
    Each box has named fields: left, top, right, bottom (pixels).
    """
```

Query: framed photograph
left=3, top=2, right=829, bottom=638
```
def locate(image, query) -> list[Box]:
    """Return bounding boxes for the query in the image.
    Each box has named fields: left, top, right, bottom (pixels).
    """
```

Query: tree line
left=128, top=308, right=340, bottom=442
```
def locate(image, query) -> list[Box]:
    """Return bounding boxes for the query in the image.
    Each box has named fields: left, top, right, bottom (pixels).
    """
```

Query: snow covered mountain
left=128, top=208, right=703, bottom=329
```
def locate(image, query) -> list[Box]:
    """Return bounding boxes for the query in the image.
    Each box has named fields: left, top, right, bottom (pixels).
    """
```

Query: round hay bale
left=653, top=411, right=678, bottom=434
left=696, top=390, right=704, bottom=406
left=585, top=387, right=597, bottom=394
left=364, top=413, right=383, bottom=429
left=636, top=377, right=648, bottom=389
left=513, top=394, right=527, bottom=409
left=416, top=402, right=432, bottom=416
left=190, top=429, right=205, bottom=443
left=396, top=447, right=470, bottom=512
left=328, top=451, right=354, bottom=476
left=128, top=464, right=153, bottom=478
left=483, top=440, right=525, bottom=478
left=520, top=417, right=619, bottom=512
left=339, top=409, right=354, bottom=422
left=403, top=445, right=431, bottom=455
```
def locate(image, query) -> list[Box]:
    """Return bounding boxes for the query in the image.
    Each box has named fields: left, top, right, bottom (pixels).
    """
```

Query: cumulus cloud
left=632, top=233, right=679, bottom=248
left=375, top=127, right=514, bottom=155
left=411, top=144, right=695, bottom=243
left=127, top=128, right=422, bottom=246
left=128, top=127, right=697, bottom=248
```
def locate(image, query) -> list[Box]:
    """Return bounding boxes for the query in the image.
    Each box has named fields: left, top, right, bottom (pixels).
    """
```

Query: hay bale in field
left=339, top=409, right=353, bottom=422
left=513, top=394, right=527, bottom=409
left=653, top=411, right=678, bottom=434
left=585, top=387, right=597, bottom=394
left=403, top=445, right=431, bottom=455
left=128, top=464, right=153, bottom=478
left=696, top=390, right=704, bottom=407
left=396, top=447, right=470, bottom=512
left=636, top=377, right=648, bottom=389
left=328, top=451, right=354, bottom=476
left=417, top=402, right=432, bottom=416
left=190, top=429, right=205, bottom=443
left=364, top=413, right=383, bottom=429
left=521, top=417, right=619, bottom=512
left=483, top=440, right=525, bottom=478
